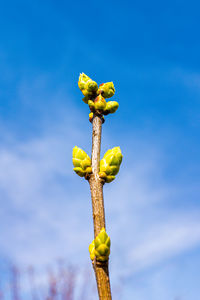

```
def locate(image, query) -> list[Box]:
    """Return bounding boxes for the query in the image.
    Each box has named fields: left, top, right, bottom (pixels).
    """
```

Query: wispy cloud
left=0, top=73, right=200, bottom=300
left=1, top=107, right=200, bottom=276
left=127, top=216, right=200, bottom=272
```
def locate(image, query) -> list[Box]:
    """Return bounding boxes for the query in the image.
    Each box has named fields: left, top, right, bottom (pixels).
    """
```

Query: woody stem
left=89, top=114, right=112, bottom=300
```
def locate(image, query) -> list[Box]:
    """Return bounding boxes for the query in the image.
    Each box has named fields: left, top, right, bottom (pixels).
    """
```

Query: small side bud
left=94, top=228, right=111, bottom=262
left=94, top=95, right=107, bottom=111
left=88, top=100, right=95, bottom=111
left=103, top=101, right=119, bottom=115
left=89, top=240, right=95, bottom=261
left=97, top=82, right=115, bottom=98
left=72, top=146, right=92, bottom=178
left=89, top=112, right=94, bottom=123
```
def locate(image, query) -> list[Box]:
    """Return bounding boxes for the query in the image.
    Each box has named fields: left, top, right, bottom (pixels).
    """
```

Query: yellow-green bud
left=87, top=80, right=98, bottom=93
left=100, top=147, right=123, bottom=182
left=78, top=73, right=98, bottom=97
left=89, top=112, right=93, bottom=123
left=88, top=100, right=95, bottom=111
left=94, top=95, right=107, bottom=111
left=89, top=240, right=95, bottom=260
left=72, top=146, right=92, bottom=177
left=78, top=73, right=92, bottom=90
left=97, top=82, right=115, bottom=98
left=94, top=228, right=110, bottom=262
left=103, top=101, right=119, bottom=115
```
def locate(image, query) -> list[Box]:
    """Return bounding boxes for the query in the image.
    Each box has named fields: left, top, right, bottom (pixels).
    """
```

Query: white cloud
left=127, top=217, right=200, bottom=272
left=0, top=102, right=93, bottom=266
left=1, top=117, right=200, bottom=278
left=0, top=77, right=200, bottom=292
left=104, top=143, right=200, bottom=277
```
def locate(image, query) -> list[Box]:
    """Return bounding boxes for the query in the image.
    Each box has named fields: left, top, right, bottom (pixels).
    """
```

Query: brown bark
left=89, top=115, right=112, bottom=300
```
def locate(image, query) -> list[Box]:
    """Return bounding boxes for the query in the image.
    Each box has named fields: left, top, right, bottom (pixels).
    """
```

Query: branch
left=89, top=115, right=112, bottom=300
left=74, top=73, right=122, bottom=300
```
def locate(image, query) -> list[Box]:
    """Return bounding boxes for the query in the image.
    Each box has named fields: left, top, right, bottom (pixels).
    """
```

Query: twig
left=89, top=115, right=112, bottom=300
left=73, top=74, right=122, bottom=300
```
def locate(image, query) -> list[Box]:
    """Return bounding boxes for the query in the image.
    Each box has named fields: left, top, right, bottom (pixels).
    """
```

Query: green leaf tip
left=72, top=146, right=92, bottom=178
left=99, top=147, right=123, bottom=183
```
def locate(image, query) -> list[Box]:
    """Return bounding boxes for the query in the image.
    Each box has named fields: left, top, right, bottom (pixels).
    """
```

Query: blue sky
left=0, top=0, right=200, bottom=299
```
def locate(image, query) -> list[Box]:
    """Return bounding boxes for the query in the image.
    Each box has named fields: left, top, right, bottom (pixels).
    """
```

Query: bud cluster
left=78, top=73, right=119, bottom=120
left=89, top=228, right=111, bottom=262
left=72, top=146, right=92, bottom=178
left=99, top=147, right=123, bottom=183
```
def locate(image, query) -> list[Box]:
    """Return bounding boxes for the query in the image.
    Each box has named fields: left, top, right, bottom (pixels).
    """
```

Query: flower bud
left=89, top=240, right=95, bottom=260
left=94, top=228, right=110, bottom=262
left=87, top=81, right=98, bottom=93
left=99, top=147, right=123, bottom=182
left=88, top=100, right=95, bottom=111
left=78, top=73, right=98, bottom=97
left=72, top=146, right=92, bottom=177
left=78, top=73, right=91, bottom=91
left=89, top=112, right=93, bottom=123
left=97, top=82, right=115, bottom=98
left=103, top=101, right=119, bottom=115
left=94, top=95, right=107, bottom=111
